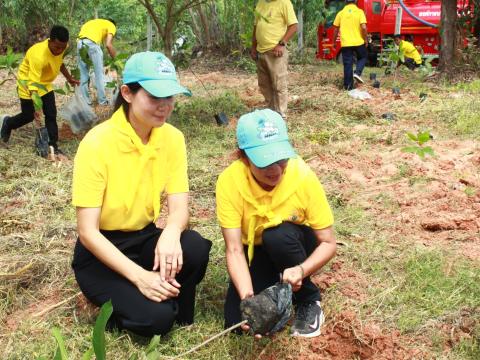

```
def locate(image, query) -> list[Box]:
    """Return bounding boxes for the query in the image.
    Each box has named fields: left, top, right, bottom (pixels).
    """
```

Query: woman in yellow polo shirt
left=216, top=109, right=336, bottom=338
left=72, top=51, right=211, bottom=337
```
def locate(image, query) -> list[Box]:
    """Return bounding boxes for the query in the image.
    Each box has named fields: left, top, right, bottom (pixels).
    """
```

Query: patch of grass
left=384, top=250, right=479, bottom=332
left=452, top=99, right=480, bottom=139
left=172, top=91, right=247, bottom=127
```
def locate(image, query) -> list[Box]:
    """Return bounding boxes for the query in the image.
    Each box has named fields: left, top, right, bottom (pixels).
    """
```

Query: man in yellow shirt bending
left=1, top=25, right=79, bottom=155
left=250, top=0, right=298, bottom=119
left=332, top=0, right=368, bottom=90
left=77, top=18, right=117, bottom=105
left=394, top=35, right=423, bottom=70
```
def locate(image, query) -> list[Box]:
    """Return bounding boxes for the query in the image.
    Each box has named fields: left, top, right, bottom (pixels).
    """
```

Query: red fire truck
left=317, top=0, right=471, bottom=64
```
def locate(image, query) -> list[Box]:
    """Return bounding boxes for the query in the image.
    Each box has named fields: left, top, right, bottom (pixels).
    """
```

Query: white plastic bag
left=348, top=89, right=372, bottom=100
left=60, top=87, right=98, bottom=134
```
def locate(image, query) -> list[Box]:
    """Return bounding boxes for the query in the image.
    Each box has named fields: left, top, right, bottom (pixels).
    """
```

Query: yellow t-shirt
left=254, top=0, right=298, bottom=53
left=400, top=40, right=422, bottom=64
left=333, top=4, right=367, bottom=47
left=72, top=108, right=189, bottom=231
left=78, top=19, right=117, bottom=45
left=216, top=157, right=334, bottom=261
left=17, top=39, right=65, bottom=99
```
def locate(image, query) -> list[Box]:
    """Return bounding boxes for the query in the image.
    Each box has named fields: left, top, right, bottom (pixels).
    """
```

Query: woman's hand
left=135, top=269, right=181, bottom=302
left=282, top=265, right=303, bottom=292
left=153, top=226, right=183, bottom=281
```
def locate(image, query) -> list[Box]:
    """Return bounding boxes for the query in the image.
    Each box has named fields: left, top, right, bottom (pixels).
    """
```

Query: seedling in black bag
left=240, top=282, right=293, bottom=335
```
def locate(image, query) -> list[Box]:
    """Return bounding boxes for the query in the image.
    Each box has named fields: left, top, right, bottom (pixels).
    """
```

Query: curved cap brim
left=244, top=140, right=296, bottom=168
left=139, top=79, right=192, bottom=97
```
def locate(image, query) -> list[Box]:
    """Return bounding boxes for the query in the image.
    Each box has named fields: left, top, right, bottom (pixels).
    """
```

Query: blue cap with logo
left=237, top=109, right=296, bottom=168
left=123, top=51, right=191, bottom=97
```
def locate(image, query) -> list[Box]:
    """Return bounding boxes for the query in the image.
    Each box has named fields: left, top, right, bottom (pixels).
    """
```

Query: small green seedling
left=46, top=300, right=113, bottom=360
left=401, top=131, right=435, bottom=159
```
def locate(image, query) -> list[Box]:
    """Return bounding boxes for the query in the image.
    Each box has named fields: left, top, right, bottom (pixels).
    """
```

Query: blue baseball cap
left=123, top=51, right=191, bottom=97
left=237, top=109, right=296, bottom=168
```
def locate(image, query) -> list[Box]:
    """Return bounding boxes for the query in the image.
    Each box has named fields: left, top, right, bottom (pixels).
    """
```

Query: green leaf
left=401, top=146, right=419, bottom=154
left=146, top=351, right=161, bottom=360
left=54, top=88, right=67, bottom=95
left=30, top=82, right=48, bottom=92
left=71, top=67, right=80, bottom=80
left=406, top=132, right=418, bottom=142
left=417, top=131, right=431, bottom=145
left=18, top=79, right=29, bottom=90
left=92, top=300, right=113, bottom=360
left=80, top=45, right=93, bottom=68
left=422, top=146, right=435, bottom=156
left=52, top=328, right=69, bottom=360
left=145, top=335, right=161, bottom=354
left=31, top=92, right=43, bottom=110
left=105, top=81, right=117, bottom=89
left=81, top=347, right=94, bottom=360
left=128, top=354, right=139, bottom=360
left=114, top=53, right=130, bottom=61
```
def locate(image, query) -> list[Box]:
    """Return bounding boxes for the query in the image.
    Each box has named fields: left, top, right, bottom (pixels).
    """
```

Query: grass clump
left=172, top=91, right=246, bottom=126
left=383, top=250, right=480, bottom=332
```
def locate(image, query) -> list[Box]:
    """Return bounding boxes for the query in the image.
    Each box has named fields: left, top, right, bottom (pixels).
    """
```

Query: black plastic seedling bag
left=240, top=282, right=292, bottom=335
left=35, top=127, right=49, bottom=158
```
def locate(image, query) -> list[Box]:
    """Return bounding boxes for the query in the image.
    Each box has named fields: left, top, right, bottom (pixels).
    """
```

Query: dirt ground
left=0, top=63, right=479, bottom=359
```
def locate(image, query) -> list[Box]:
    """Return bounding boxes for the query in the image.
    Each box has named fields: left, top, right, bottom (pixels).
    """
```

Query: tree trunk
left=197, top=5, right=212, bottom=47
left=438, top=0, right=458, bottom=73
left=188, top=7, right=205, bottom=46
left=297, top=0, right=304, bottom=54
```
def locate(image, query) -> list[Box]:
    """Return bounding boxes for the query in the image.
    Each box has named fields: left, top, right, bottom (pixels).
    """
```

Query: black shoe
left=1, top=115, right=11, bottom=143
left=290, top=301, right=325, bottom=338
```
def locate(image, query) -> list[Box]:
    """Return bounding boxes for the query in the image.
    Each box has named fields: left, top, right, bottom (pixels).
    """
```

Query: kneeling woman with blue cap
left=216, top=109, right=336, bottom=338
left=72, top=52, right=211, bottom=337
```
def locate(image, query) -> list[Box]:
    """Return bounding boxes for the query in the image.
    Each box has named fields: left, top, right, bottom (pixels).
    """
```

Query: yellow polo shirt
left=78, top=19, right=116, bottom=45
left=333, top=4, right=367, bottom=47
left=17, top=39, right=65, bottom=99
left=400, top=40, right=422, bottom=65
left=254, top=0, right=298, bottom=53
left=72, top=108, right=189, bottom=231
left=216, top=158, right=333, bottom=262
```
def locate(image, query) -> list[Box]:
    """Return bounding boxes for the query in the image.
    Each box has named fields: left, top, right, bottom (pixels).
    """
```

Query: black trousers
left=5, top=91, right=58, bottom=148
left=72, top=223, right=211, bottom=337
left=224, top=222, right=321, bottom=328
left=404, top=57, right=421, bottom=70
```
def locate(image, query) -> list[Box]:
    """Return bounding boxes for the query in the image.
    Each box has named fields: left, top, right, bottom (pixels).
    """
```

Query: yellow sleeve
left=216, top=172, right=242, bottom=229
left=107, top=22, right=116, bottom=36
left=333, top=12, right=341, bottom=27
left=165, top=130, right=189, bottom=194
left=360, top=10, right=367, bottom=24
left=27, top=51, right=44, bottom=92
left=72, top=137, right=107, bottom=208
left=285, top=0, right=298, bottom=26
left=303, top=172, right=334, bottom=229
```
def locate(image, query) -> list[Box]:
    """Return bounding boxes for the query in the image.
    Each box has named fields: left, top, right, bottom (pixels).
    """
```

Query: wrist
left=298, top=264, right=305, bottom=279
left=278, top=40, right=286, bottom=46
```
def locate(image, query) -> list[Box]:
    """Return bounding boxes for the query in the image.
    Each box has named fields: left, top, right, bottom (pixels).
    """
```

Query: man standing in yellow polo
left=250, top=0, right=298, bottom=119
left=77, top=18, right=117, bottom=105
left=332, top=0, right=368, bottom=90
left=394, top=35, right=422, bottom=70
left=1, top=25, right=79, bottom=155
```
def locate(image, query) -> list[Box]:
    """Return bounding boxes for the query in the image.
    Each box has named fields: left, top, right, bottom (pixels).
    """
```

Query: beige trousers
left=256, top=49, right=289, bottom=117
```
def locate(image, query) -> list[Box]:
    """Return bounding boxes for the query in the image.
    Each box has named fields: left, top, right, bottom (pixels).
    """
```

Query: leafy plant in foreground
left=37, top=300, right=162, bottom=360
left=401, top=131, right=434, bottom=159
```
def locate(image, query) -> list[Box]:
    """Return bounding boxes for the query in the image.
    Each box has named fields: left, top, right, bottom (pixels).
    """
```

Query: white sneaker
left=353, top=74, right=364, bottom=83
